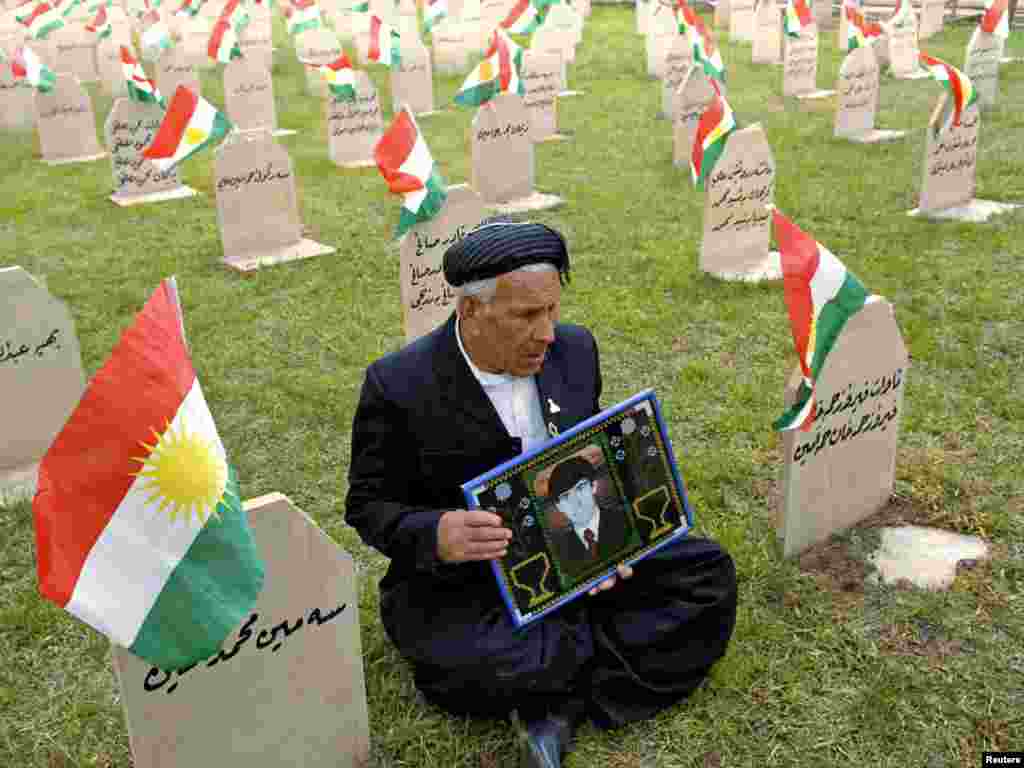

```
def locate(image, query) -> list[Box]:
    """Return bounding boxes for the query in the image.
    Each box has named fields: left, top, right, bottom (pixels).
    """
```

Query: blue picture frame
left=461, top=389, right=694, bottom=629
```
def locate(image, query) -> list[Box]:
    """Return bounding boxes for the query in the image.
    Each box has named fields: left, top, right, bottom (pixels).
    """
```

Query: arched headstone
left=155, top=46, right=201, bottom=102
left=886, top=12, right=927, bottom=79
left=783, top=23, right=834, bottom=99
left=834, top=44, right=904, bottom=142
left=660, top=34, right=693, bottom=119
left=918, top=0, right=944, bottom=39
left=96, top=37, right=129, bottom=97
left=239, top=6, right=274, bottom=73
left=431, top=19, right=473, bottom=75
left=391, top=41, right=435, bottom=115
left=295, top=27, right=343, bottom=96
left=672, top=64, right=715, bottom=169
left=43, top=21, right=98, bottom=82
left=34, top=73, right=106, bottom=164
left=326, top=70, right=382, bottom=168
left=224, top=56, right=291, bottom=135
left=917, top=96, right=978, bottom=214
left=729, top=0, right=755, bottom=41
left=522, top=50, right=563, bottom=141
left=964, top=28, right=1001, bottom=107
left=752, top=0, right=782, bottom=64
left=177, top=15, right=212, bottom=69
left=645, top=5, right=674, bottom=78
left=714, top=0, right=731, bottom=29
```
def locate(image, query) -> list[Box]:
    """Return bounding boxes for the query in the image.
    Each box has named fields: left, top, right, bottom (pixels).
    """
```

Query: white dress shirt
left=456, top=317, right=550, bottom=454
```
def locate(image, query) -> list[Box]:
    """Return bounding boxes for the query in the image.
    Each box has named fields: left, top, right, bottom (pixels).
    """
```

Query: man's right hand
left=437, top=510, right=513, bottom=563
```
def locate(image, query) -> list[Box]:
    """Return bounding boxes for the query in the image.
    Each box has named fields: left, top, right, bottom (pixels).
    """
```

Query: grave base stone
left=794, top=88, right=836, bottom=100
left=907, top=200, right=1021, bottom=223
left=110, top=187, right=199, bottom=207
left=488, top=192, right=565, bottom=214
left=848, top=129, right=906, bottom=143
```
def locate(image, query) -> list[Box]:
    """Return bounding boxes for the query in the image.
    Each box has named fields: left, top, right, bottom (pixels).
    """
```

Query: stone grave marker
left=916, top=96, right=978, bottom=213
left=224, top=56, right=294, bottom=136
left=0, top=266, right=85, bottom=495
left=837, top=4, right=849, bottom=51
left=660, top=34, right=693, bottom=119
left=34, top=74, right=106, bottom=164
left=239, top=8, right=274, bottom=73
left=783, top=23, right=835, bottom=99
left=834, top=43, right=904, bottom=142
left=480, top=0, right=509, bottom=46
left=964, top=28, right=1001, bottom=107
left=547, top=0, right=583, bottom=45
left=399, top=184, right=486, bottom=341
left=700, top=123, right=780, bottom=280
left=112, top=493, right=371, bottom=768
left=295, top=27, right=343, bottom=95
left=0, top=64, right=34, bottom=130
left=178, top=15, right=212, bottom=69
left=778, top=299, right=909, bottom=557
left=918, top=0, right=944, bottom=39
left=752, top=0, right=782, bottom=64
left=531, top=27, right=577, bottom=93
left=471, top=92, right=563, bottom=212
left=398, top=0, right=418, bottom=17
left=729, top=0, right=755, bottom=41
left=105, top=98, right=198, bottom=205
left=155, top=45, right=201, bottom=102
left=714, top=0, right=731, bottom=29
left=327, top=71, right=382, bottom=168
left=522, top=50, right=563, bottom=141
left=214, top=130, right=334, bottom=271
left=886, top=13, right=927, bottom=78
left=672, top=64, right=715, bottom=168
left=812, top=0, right=833, bottom=28
left=43, top=21, right=98, bottom=82
left=431, top=19, right=473, bottom=75
left=96, top=37, right=129, bottom=97
left=391, top=41, right=436, bottom=115
left=645, top=4, right=675, bottom=78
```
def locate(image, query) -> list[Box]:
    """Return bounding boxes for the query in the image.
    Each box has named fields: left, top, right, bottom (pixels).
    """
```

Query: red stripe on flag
left=794, top=0, right=812, bottom=25
left=500, top=0, right=530, bottom=28
left=369, top=15, right=382, bottom=61
left=495, top=31, right=512, bottom=91
left=86, top=4, right=107, bottom=32
left=19, top=3, right=51, bottom=27
left=691, top=83, right=723, bottom=178
left=34, top=281, right=195, bottom=608
left=374, top=108, right=425, bottom=194
left=327, top=52, right=352, bottom=71
left=981, top=0, right=1007, bottom=32
left=120, top=44, right=136, bottom=65
left=772, top=209, right=820, bottom=382
left=143, top=86, right=199, bottom=161
left=11, top=48, right=27, bottom=78
left=207, top=17, right=230, bottom=58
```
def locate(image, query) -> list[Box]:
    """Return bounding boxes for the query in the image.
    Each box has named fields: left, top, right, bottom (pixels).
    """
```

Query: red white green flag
left=175, top=0, right=204, bottom=16
left=454, top=28, right=524, bottom=106
left=121, top=46, right=164, bottom=104
left=771, top=209, right=870, bottom=432
left=919, top=52, right=977, bottom=136
left=845, top=6, right=882, bottom=50
left=883, top=0, right=912, bottom=30
left=140, top=9, right=173, bottom=60
left=86, top=3, right=112, bottom=38
left=423, top=0, right=447, bottom=32
left=682, top=4, right=725, bottom=83
left=308, top=52, right=357, bottom=100
left=143, top=86, right=233, bottom=171
left=368, top=15, right=401, bottom=68
left=207, top=0, right=250, bottom=63
left=375, top=106, right=449, bottom=239
left=690, top=79, right=736, bottom=187
left=783, top=0, right=813, bottom=37
left=34, top=278, right=265, bottom=670
left=979, top=0, right=1008, bottom=38
left=500, top=0, right=549, bottom=35
left=12, top=45, right=57, bottom=92
left=16, top=3, right=65, bottom=40
left=57, top=0, right=83, bottom=17
left=284, top=0, right=321, bottom=35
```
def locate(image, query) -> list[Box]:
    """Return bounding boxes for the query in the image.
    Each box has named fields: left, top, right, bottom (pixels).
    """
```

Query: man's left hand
left=588, top=563, right=634, bottom=596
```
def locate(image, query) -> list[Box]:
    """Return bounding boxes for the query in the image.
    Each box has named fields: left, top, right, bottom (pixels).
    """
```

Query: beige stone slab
left=783, top=24, right=820, bottom=97
left=795, top=88, right=835, bottom=99
left=834, top=44, right=880, bottom=139
left=110, top=185, right=199, bottom=206
left=431, top=20, right=473, bottom=75
left=661, top=34, right=693, bottom=119
left=224, top=238, right=336, bottom=272
left=837, top=6, right=848, bottom=51
left=34, top=74, right=104, bottom=163
left=673, top=64, right=715, bottom=169
left=907, top=199, right=1019, bottom=222
left=43, top=151, right=107, bottom=165
left=224, top=57, right=279, bottom=132
left=700, top=123, right=775, bottom=278
left=295, top=27, right=343, bottom=95
left=0, top=65, right=34, bottom=130
left=646, top=28, right=675, bottom=79
left=0, top=266, right=85, bottom=476
left=105, top=98, right=190, bottom=200
left=964, top=28, right=1001, bottom=108
left=559, top=88, right=583, bottom=97
left=869, top=526, right=989, bottom=590
left=96, top=37, right=130, bottom=98
left=177, top=15, right=212, bottom=70
left=885, top=16, right=922, bottom=77
left=752, top=0, right=782, bottom=64
left=155, top=46, right=201, bottom=101
left=112, top=493, right=370, bottom=768
left=43, top=22, right=98, bottom=82
left=399, top=184, right=486, bottom=341
left=729, top=0, right=755, bottom=41
left=848, top=128, right=906, bottom=143
left=522, top=50, right=561, bottom=142
left=918, top=0, right=944, bottom=38
left=239, top=19, right=274, bottom=73
left=918, top=96, right=979, bottom=213
left=714, top=0, right=731, bottom=28
left=327, top=71, right=382, bottom=167
left=391, top=42, right=434, bottom=115
left=813, top=0, right=833, bottom=28
left=546, top=1, right=582, bottom=45
left=471, top=92, right=534, bottom=205
left=488, top=191, right=564, bottom=213
left=779, top=299, right=909, bottom=557
left=636, top=0, right=648, bottom=34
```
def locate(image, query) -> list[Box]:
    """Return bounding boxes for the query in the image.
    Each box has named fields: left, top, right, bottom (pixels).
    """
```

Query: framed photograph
left=461, top=389, right=694, bottom=629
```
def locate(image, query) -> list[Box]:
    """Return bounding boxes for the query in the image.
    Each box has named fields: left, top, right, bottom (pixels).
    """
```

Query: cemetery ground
left=2, top=8, right=1023, bottom=768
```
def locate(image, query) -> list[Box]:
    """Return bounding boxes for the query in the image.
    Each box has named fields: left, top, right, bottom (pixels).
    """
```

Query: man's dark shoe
left=514, top=712, right=574, bottom=768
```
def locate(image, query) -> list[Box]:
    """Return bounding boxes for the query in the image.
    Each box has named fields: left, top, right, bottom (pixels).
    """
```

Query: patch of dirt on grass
left=876, top=621, right=963, bottom=661
left=957, top=718, right=1012, bottom=767
left=702, top=751, right=722, bottom=768
left=892, top=447, right=994, bottom=536
left=951, top=549, right=1011, bottom=619
left=798, top=540, right=868, bottom=595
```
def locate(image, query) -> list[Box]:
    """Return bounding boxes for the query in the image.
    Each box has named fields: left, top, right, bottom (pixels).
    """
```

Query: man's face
left=461, top=269, right=561, bottom=377
left=555, top=478, right=597, bottom=528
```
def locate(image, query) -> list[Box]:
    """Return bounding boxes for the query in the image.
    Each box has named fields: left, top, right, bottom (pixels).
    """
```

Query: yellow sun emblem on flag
left=184, top=126, right=209, bottom=147
left=479, top=59, right=494, bottom=82
left=134, top=419, right=229, bottom=525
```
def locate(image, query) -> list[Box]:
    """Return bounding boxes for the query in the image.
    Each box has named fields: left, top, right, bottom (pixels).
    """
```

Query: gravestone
left=43, top=21, right=98, bottom=82
left=480, top=0, right=509, bottom=46
left=752, top=0, right=782, bottom=64
left=672, top=64, right=715, bottom=168
left=239, top=8, right=274, bottom=73
left=645, top=4, right=675, bottom=78
left=916, top=97, right=979, bottom=213
left=431, top=19, right=472, bottom=75
left=837, top=5, right=849, bottom=51
left=0, top=64, right=34, bottom=130
left=546, top=1, right=582, bottom=45
left=178, top=15, right=212, bottom=69
left=964, top=28, right=1001, bottom=107
left=886, top=14, right=927, bottom=78
left=0, top=266, right=85, bottom=495
left=813, top=0, right=832, bottom=28
left=714, top=0, right=731, bottom=28
left=834, top=43, right=905, bottom=142
left=783, top=23, right=834, bottom=99
left=295, top=27, right=343, bottom=96
left=214, top=131, right=334, bottom=271
left=471, top=92, right=562, bottom=211
left=700, top=123, right=780, bottom=280
left=112, top=493, right=371, bottom=768
left=636, top=0, right=648, bottom=34
left=96, top=37, right=129, bottom=97
left=779, top=299, right=909, bottom=557
left=327, top=71, right=382, bottom=168
left=391, top=41, right=435, bottom=115
left=224, top=57, right=293, bottom=136
left=105, top=98, right=198, bottom=205
left=155, top=45, right=201, bottom=102
left=530, top=28, right=575, bottom=93
left=660, top=34, right=693, bottom=119
left=522, top=50, right=562, bottom=141
left=34, top=74, right=106, bottom=164
left=918, top=0, right=944, bottom=39
left=399, top=187, right=486, bottom=340
left=729, top=0, right=756, bottom=41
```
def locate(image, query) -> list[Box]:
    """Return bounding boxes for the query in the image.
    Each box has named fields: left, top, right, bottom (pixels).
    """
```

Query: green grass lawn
left=2, top=7, right=1023, bottom=767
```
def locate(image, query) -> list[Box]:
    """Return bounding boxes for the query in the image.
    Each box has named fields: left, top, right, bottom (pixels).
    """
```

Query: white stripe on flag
left=400, top=130, right=432, bottom=210
left=65, top=378, right=227, bottom=648
left=809, top=244, right=848, bottom=311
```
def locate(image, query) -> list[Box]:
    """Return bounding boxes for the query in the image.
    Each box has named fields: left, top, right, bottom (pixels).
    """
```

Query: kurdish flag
left=285, top=0, right=321, bottom=35
left=771, top=209, right=869, bottom=432
left=883, top=0, right=912, bottom=30
left=175, top=0, right=204, bottom=17
left=423, top=0, right=447, bottom=32
left=845, top=6, right=882, bottom=50
left=919, top=52, right=977, bottom=136
left=783, top=0, right=813, bottom=37
left=500, top=0, right=548, bottom=35
left=86, top=3, right=112, bottom=38
left=57, top=0, right=82, bottom=17
left=208, top=0, right=250, bottom=63
left=311, top=52, right=357, bottom=100
left=121, top=46, right=164, bottom=103
left=375, top=106, right=448, bottom=239
left=683, top=4, right=725, bottom=83
left=16, top=3, right=65, bottom=40
left=12, top=45, right=57, bottom=92
left=87, top=0, right=113, bottom=12
left=674, top=0, right=694, bottom=35
left=34, top=279, right=265, bottom=670
left=140, top=10, right=173, bottom=61
left=143, top=86, right=232, bottom=172
left=979, top=0, right=1008, bottom=38
left=690, top=79, right=735, bottom=187
left=454, top=28, right=524, bottom=106
left=368, top=15, right=401, bottom=68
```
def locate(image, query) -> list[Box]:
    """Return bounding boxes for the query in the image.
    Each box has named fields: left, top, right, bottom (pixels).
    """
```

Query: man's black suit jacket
left=345, top=313, right=602, bottom=598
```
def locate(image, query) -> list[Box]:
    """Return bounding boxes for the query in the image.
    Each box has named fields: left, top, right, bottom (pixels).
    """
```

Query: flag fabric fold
left=16, top=3, right=65, bottom=40
left=681, top=3, right=725, bottom=83
left=979, top=0, right=1008, bottom=38
left=86, top=3, right=112, bottom=38
left=368, top=15, right=401, bottom=68
left=771, top=209, right=870, bottom=432
left=33, top=278, right=265, bottom=670
left=375, top=107, right=449, bottom=239
left=454, top=28, right=524, bottom=106
left=12, top=46, right=57, bottom=92
left=919, top=52, right=977, bottom=135
left=423, top=0, right=447, bottom=32
left=690, top=79, right=736, bottom=187
left=500, top=0, right=549, bottom=35
left=284, top=0, right=321, bottom=35
left=121, top=44, right=164, bottom=104
left=783, top=0, right=813, bottom=37
left=175, top=0, right=204, bottom=17
left=307, top=52, right=357, bottom=100
left=208, top=0, right=250, bottom=62
left=143, top=86, right=232, bottom=172
left=882, top=0, right=912, bottom=31
left=845, top=6, right=882, bottom=50
left=140, top=9, right=173, bottom=60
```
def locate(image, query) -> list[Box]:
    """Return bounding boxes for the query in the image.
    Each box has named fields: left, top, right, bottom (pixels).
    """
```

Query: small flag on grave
left=783, top=0, right=813, bottom=37
left=12, top=45, right=57, bottom=91
left=919, top=52, right=977, bottom=136
left=375, top=106, right=448, bottom=238
left=16, top=3, right=65, bottom=40
left=307, top=52, right=357, bottom=100
left=690, top=79, right=735, bottom=187
left=368, top=15, right=401, bottom=68
left=284, top=0, right=321, bottom=34
left=87, top=0, right=113, bottom=12
left=175, top=0, right=204, bottom=16
left=845, top=6, right=882, bottom=50
left=143, top=85, right=233, bottom=171
left=771, top=208, right=870, bottom=432
left=882, top=0, right=911, bottom=31
left=140, top=9, right=174, bottom=61
left=58, top=0, right=83, bottom=16
left=86, top=4, right=112, bottom=38
left=208, top=0, right=250, bottom=62
left=122, top=45, right=165, bottom=104
left=33, top=278, right=265, bottom=670
left=454, top=28, right=524, bottom=106
left=424, top=0, right=447, bottom=32
left=979, top=0, right=1008, bottom=38
left=682, top=3, right=725, bottom=83
left=500, top=0, right=549, bottom=35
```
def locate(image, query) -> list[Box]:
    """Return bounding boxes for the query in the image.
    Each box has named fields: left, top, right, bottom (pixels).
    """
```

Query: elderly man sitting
left=345, top=220, right=737, bottom=768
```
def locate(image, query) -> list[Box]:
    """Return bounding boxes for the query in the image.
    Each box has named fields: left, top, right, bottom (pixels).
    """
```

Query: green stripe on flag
left=807, top=272, right=868, bottom=377
left=396, top=168, right=448, bottom=239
